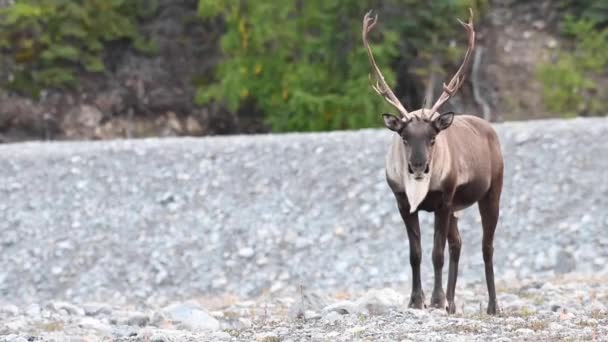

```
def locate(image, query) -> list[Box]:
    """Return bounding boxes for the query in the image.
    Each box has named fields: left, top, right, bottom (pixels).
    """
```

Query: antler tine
left=428, top=8, right=476, bottom=119
left=362, top=10, right=410, bottom=118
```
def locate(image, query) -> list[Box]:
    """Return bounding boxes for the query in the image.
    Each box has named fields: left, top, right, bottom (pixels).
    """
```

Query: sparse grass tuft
left=446, top=323, right=483, bottom=334
left=528, top=319, right=549, bottom=332
left=520, top=307, right=535, bottom=318
left=36, top=321, right=64, bottom=331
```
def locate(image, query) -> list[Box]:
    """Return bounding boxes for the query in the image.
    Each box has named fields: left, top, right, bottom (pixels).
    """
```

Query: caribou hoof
left=408, top=291, right=426, bottom=309
left=446, top=301, right=456, bottom=314
left=487, top=301, right=498, bottom=315
left=430, top=290, right=446, bottom=309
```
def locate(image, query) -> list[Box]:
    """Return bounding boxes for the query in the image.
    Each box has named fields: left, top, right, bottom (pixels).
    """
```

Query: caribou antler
left=428, top=8, right=476, bottom=119
left=362, top=10, right=410, bottom=119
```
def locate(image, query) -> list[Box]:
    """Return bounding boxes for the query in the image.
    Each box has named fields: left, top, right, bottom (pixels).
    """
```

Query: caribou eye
left=430, top=138, right=436, bottom=146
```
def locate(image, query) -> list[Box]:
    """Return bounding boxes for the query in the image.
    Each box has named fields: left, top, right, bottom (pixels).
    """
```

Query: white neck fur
left=404, top=172, right=431, bottom=213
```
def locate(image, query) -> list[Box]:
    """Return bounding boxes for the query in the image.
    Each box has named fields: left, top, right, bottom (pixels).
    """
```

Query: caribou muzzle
left=408, top=161, right=430, bottom=179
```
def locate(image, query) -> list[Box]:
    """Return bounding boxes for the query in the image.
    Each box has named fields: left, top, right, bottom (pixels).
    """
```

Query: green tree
left=197, top=0, right=481, bottom=132
left=0, top=0, right=156, bottom=98
left=537, top=1, right=608, bottom=116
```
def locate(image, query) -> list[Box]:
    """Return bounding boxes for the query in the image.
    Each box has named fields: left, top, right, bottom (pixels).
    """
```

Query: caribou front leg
left=396, top=194, right=425, bottom=309
left=431, top=207, right=450, bottom=309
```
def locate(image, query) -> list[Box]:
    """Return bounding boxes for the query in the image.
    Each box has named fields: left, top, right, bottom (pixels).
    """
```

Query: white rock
left=78, top=317, right=112, bottom=334
left=211, top=331, right=232, bottom=340
left=323, top=311, right=343, bottom=325
left=83, top=302, right=112, bottom=316
left=161, top=301, right=220, bottom=332
left=255, top=332, right=280, bottom=342
left=323, top=300, right=359, bottom=315
left=356, top=288, right=406, bottom=315
left=515, top=328, right=534, bottom=334
left=238, top=247, right=255, bottom=259
left=47, top=301, right=85, bottom=316
left=0, top=304, right=19, bottom=316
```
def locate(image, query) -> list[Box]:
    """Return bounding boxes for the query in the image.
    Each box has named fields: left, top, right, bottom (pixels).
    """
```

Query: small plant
left=537, top=10, right=608, bottom=116
left=528, top=319, right=549, bottom=332
left=0, top=0, right=157, bottom=97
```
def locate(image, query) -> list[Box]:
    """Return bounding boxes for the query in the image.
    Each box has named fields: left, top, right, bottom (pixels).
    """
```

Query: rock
left=289, top=290, right=328, bottom=319
left=25, top=304, right=41, bottom=317
left=515, top=328, right=534, bottom=335
left=356, top=288, right=405, bottom=315
left=304, top=310, right=321, bottom=320
left=61, top=105, right=104, bottom=139
left=0, top=305, right=19, bottom=316
left=46, top=301, right=85, bottom=316
left=82, top=303, right=112, bottom=316
left=185, top=116, right=204, bottom=135
left=4, top=318, right=27, bottom=332
left=125, top=311, right=150, bottom=327
left=238, top=247, right=255, bottom=259
left=78, top=317, right=112, bottom=334
left=161, top=301, right=220, bottom=332
left=323, top=300, right=359, bottom=315
left=555, top=250, right=576, bottom=274
left=211, top=331, right=232, bottom=340
left=255, top=332, right=281, bottom=342
left=4, top=336, right=28, bottom=342
left=322, top=311, right=343, bottom=325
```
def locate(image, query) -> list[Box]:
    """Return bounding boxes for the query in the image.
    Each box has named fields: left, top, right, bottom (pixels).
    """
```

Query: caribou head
left=362, top=9, right=474, bottom=182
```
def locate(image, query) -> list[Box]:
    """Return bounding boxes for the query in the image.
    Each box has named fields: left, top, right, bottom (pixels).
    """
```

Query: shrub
left=537, top=2, right=608, bottom=116
left=0, top=0, right=157, bottom=98
left=196, top=0, right=483, bottom=132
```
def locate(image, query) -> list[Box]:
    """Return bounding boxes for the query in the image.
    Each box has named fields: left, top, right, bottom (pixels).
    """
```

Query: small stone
left=548, top=322, right=562, bottom=330
left=323, top=300, right=359, bottom=315
left=238, top=247, right=255, bottom=259
left=237, top=317, right=252, bottom=329
left=323, top=311, right=343, bottom=325
left=348, top=326, right=366, bottom=335
left=515, top=328, right=534, bottom=334
left=256, top=332, right=280, bottom=342
left=161, top=301, right=220, bottom=332
left=79, top=317, right=112, bottom=334
left=126, top=311, right=150, bottom=327
left=555, top=250, right=576, bottom=274
left=83, top=303, right=112, bottom=316
left=47, top=301, right=85, bottom=316
left=0, top=304, right=19, bottom=316
left=546, top=38, right=558, bottom=49
left=211, top=331, right=232, bottom=340
left=532, top=20, right=545, bottom=30
left=25, top=304, right=40, bottom=317
left=304, top=310, right=321, bottom=320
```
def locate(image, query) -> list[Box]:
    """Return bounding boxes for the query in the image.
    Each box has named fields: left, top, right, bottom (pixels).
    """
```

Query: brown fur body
left=386, top=114, right=504, bottom=314
left=362, top=9, right=503, bottom=314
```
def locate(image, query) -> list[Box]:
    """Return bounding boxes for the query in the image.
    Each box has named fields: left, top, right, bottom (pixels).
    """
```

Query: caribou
left=362, top=9, right=504, bottom=315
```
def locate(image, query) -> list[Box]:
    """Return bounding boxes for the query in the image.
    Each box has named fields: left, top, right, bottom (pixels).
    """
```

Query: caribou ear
left=382, top=113, right=404, bottom=132
left=433, top=111, right=454, bottom=131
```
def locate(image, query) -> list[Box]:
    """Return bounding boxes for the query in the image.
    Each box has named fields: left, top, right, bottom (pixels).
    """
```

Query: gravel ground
left=0, top=117, right=607, bottom=341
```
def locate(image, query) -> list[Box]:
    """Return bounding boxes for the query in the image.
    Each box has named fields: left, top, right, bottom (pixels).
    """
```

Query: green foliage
left=0, top=0, right=157, bottom=97
left=557, top=0, right=608, bottom=27
left=196, top=0, right=483, bottom=132
left=537, top=6, right=608, bottom=116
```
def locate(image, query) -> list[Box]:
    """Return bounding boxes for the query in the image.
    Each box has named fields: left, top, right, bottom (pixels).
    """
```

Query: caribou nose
left=408, top=161, right=427, bottom=174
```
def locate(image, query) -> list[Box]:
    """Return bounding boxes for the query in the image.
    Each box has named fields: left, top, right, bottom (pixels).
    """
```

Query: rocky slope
left=0, top=117, right=607, bottom=341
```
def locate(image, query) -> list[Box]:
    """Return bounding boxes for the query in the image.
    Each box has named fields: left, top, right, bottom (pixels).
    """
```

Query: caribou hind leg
left=446, top=213, right=462, bottom=314
left=478, top=180, right=502, bottom=315
left=395, top=193, right=425, bottom=309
